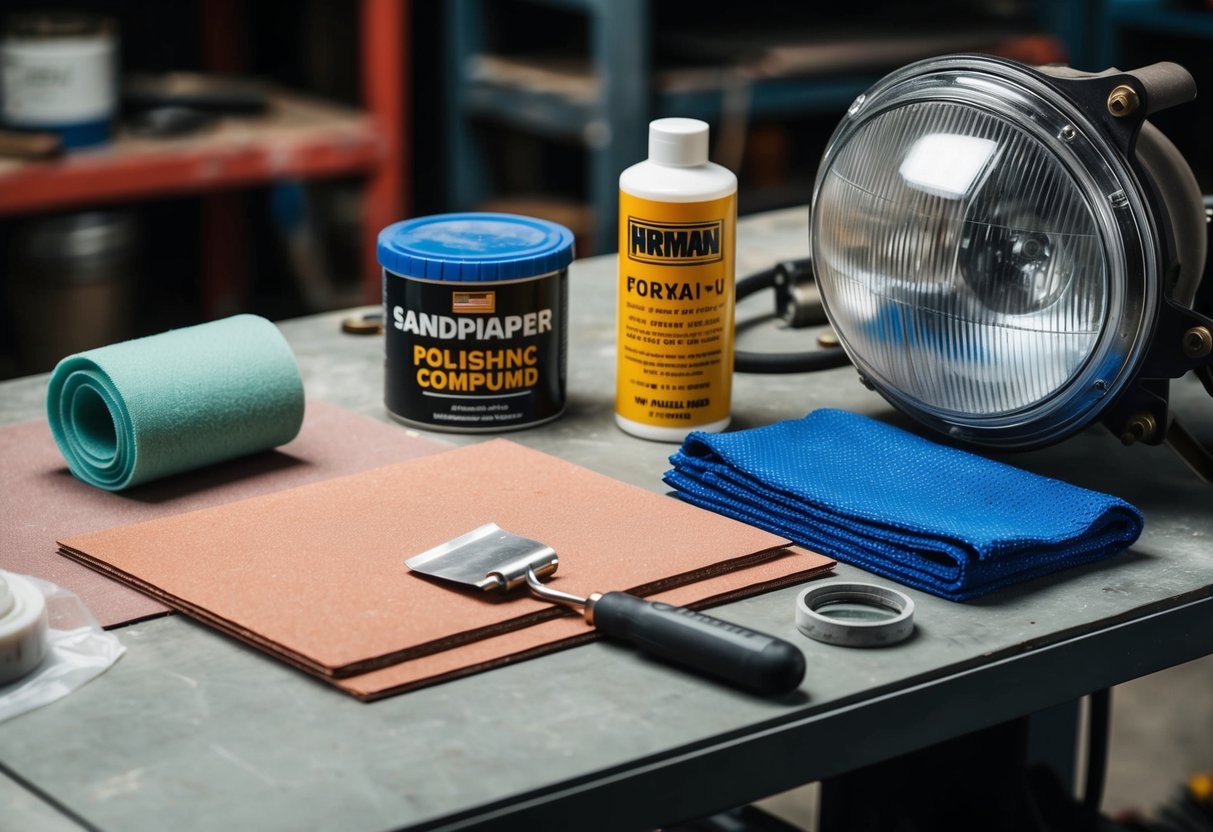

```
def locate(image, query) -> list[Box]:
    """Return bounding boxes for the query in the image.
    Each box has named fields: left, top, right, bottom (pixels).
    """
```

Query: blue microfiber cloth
left=47, top=314, right=305, bottom=492
left=663, top=409, right=1144, bottom=601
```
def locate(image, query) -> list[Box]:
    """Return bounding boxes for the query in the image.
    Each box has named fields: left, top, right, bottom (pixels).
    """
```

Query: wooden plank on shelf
left=469, top=54, right=600, bottom=102
left=0, top=89, right=385, bottom=215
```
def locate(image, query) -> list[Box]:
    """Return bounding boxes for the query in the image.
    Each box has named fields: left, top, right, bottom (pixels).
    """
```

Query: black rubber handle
left=590, top=592, right=805, bottom=696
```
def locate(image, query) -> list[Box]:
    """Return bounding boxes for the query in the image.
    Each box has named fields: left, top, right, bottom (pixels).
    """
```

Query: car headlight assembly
left=811, top=54, right=1213, bottom=453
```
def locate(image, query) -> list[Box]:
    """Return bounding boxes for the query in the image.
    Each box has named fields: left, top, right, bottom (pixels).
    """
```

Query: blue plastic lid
left=377, top=212, right=575, bottom=282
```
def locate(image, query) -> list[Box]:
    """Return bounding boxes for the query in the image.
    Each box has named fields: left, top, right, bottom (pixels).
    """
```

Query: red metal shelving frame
left=0, top=0, right=409, bottom=309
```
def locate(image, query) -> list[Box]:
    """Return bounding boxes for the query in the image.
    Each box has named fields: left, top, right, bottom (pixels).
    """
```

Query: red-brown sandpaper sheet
left=60, top=439, right=832, bottom=686
left=1, top=401, right=450, bottom=627
left=338, top=546, right=833, bottom=700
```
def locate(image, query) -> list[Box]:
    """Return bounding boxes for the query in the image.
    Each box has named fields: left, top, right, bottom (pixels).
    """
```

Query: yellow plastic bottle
left=615, top=118, right=737, bottom=441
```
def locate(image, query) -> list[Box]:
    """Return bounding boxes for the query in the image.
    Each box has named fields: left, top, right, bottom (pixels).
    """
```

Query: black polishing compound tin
left=377, top=213, right=574, bottom=432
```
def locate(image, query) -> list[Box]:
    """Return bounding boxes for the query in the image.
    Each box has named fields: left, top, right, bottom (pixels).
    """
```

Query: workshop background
left=1, top=0, right=1211, bottom=828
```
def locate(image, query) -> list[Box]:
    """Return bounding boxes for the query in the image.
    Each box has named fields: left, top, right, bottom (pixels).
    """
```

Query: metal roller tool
left=405, top=523, right=805, bottom=696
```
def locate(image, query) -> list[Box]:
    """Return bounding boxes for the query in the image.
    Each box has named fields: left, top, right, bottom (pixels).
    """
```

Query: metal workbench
left=2, top=206, right=1212, bottom=831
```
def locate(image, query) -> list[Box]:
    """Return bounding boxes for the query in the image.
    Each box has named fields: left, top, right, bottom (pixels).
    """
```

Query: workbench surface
left=2, top=207, right=1211, bottom=831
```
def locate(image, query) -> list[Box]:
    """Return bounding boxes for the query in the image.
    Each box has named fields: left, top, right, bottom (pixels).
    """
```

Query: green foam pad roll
left=47, top=314, right=305, bottom=491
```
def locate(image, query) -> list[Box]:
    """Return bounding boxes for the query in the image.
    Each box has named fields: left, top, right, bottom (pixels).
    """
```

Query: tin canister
left=0, top=13, right=118, bottom=149
left=378, top=213, right=574, bottom=432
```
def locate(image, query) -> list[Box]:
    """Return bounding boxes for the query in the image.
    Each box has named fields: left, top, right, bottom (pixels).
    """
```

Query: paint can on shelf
left=377, top=213, right=574, bottom=432
left=0, top=13, right=118, bottom=149
left=7, top=210, right=139, bottom=373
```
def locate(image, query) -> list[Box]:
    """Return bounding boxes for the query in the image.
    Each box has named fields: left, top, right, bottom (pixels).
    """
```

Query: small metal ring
left=796, top=581, right=915, bottom=647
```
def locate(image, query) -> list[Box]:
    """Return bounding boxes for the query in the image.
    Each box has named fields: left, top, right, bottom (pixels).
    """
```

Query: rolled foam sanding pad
left=0, top=572, right=49, bottom=685
left=47, top=314, right=305, bottom=491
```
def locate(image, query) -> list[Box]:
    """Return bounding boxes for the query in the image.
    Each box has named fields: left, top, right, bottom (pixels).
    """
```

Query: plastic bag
left=0, top=572, right=126, bottom=723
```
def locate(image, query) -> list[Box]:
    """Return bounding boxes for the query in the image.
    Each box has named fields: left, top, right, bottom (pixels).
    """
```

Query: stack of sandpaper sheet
left=1, top=401, right=450, bottom=627
left=57, top=439, right=834, bottom=699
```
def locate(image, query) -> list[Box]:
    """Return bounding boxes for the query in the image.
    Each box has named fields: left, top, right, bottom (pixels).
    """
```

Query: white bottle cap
left=648, top=118, right=710, bottom=167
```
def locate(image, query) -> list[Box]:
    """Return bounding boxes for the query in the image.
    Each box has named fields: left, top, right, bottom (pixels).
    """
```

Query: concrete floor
left=751, top=653, right=1213, bottom=829
left=1103, top=653, right=1213, bottom=819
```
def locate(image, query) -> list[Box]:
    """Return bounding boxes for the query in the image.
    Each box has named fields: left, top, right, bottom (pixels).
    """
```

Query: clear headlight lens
left=812, top=55, right=1166, bottom=448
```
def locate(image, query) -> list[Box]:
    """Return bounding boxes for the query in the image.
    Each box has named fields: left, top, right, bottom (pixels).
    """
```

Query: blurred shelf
left=0, top=0, right=407, bottom=365
left=0, top=89, right=387, bottom=216
left=446, top=0, right=1081, bottom=255
left=656, top=71, right=878, bottom=122
left=1096, top=0, right=1213, bottom=68
left=1103, top=2, right=1213, bottom=40
left=464, top=53, right=880, bottom=134
left=464, top=56, right=597, bottom=140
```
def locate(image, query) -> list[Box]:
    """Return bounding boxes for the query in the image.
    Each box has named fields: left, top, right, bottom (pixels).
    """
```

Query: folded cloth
left=47, top=314, right=304, bottom=492
left=663, top=409, right=1144, bottom=601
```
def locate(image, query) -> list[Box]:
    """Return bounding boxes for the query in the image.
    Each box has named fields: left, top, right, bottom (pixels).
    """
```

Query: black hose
left=733, top=266, right=851, bottom=374
left=735, top=266, right=779, bottom=302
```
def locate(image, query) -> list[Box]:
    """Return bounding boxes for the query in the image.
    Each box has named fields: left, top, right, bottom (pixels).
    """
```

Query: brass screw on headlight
left=1182, top=326, right=1213, bottom=359
left=1120, top=412, right=1158, bottom=445
left=1107, top=84, right=1140, bottom=118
